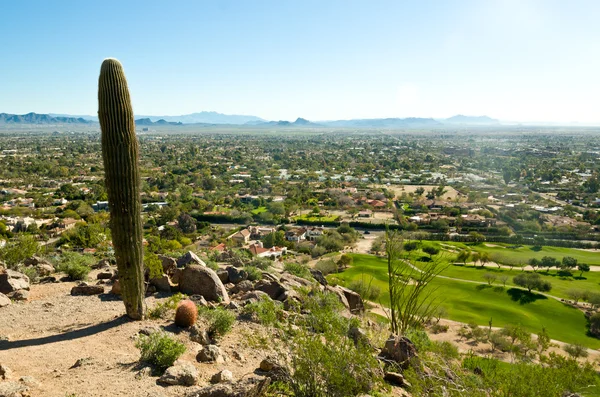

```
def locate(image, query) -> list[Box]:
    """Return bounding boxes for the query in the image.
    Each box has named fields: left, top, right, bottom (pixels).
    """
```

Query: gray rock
left=348, top=326, right=370, bottom=347
left=36, top=263, right=55, bottom=276
left=0, top=381, right=29, bottom=397
left=384, top=372, right=410, bottom=388
left=18, top=376, right=40, bottom=388
left=238, top=291, right=270, bottom=304
left=177, top=251, right=206, bottom=268
left=280, top=273, right=312, bottom=287
left=185, top=376, right=270, bottom=397
left=70, top=283, right=104, bottom=296
left=254, top=279, right=287, bottom=301
left=210, top=369, right=233, bottom=384
left=231, top=280, right=253, bottom=294
left=216, top=269, right=229, bottom=284
left=179, top=265, right=229, bottom=303
left=0, top=364, right=12, bottom=380
left=0, top=270, right=30, bottom=295
left=190, top=325, right=212, bottom=345
left=96, top=271, right=114, bottom=280
left=6, top=290, right=29, bottom=301
left=310, top=269, right=328, bottom=286
left=159, top=361, right=198, bottom=386
left=325, top=286, right=350, bottom=310
left=196, top=345, right=224, bottom=363
left=226, top=266, right=247, bottom=284
left=189, top=295, right=208, bottom=307
left=0, top=293, right=10, bottom=308
left=134, top=366, right=152, bottom=380
left=110, top=280, right=121, bottom=295
left=23, top=256, right=50, bottom=267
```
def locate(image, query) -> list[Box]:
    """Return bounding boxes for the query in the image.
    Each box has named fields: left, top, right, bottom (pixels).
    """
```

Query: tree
left=470, top=252, right=481, bottom=266
left=533, top=235, right=545, bottom=250
left=566, top=289, right=585, bottom=303
left=499, top=275, right=509, bottom=287
left=422, top=245, right=440, bottom=259
left=482, top=273, right=497, bottom=285
left=577, top=263, right=590, bottom=278
left=414, top=187, right=425, bottom=197
left=528, top=258, right=540, bottom=272
left=337, top=254, right=353, bottom=270
left=456, top=250, right=471, bottom=265
left=469, top=231, right=485, bottom=244
left=513, top=273, right=552, bottom=293
left=479, top=251, right=491, bottom=268
left=540, top=256, right=560, bottom=272
left=561, top=256, right=577, bottom=272
left=0, top=235, right=39, bottom=269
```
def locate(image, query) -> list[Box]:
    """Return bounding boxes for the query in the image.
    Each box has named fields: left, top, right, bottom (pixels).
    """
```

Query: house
left=92, top=201, right=109, bottom=211
left=230, top=228, right=251, bottom=245
left=248, top=242, right=287, bottom=259
left=305, top=226, right=324, bottom=241
left=285, top=227, right=307, bottom=242
left=210, top=243, right=227, bottom=252
left=358, top=210, right=373, bottom=218
left=249, top=226, right=276, bottom=239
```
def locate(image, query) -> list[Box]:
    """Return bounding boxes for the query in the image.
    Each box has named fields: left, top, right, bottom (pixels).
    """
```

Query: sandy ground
left=0, top=274, right=274, bottom=397
left=370, top=184, right=463, bottom=201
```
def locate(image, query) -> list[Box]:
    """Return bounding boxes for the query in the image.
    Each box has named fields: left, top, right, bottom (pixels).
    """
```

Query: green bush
left=148, top=293, right=186, bottom=319
left=242, top=295, right=283, bottom=326
left=563, top=343, right=589, bottom=358
left=248, top=257, right=272, bottom=270
left=315, top=259, right=337, bottom=275
left=135, top=331, right=185, bottom=373
left=55, top=252, right=95, bottom=281
left=198, top=306, right=236, bottom=339
left=284, top=262, right=312, bottom=280
left=347, top=278, right=380, bottom=301
left=244, top=265, right=263, bottom=281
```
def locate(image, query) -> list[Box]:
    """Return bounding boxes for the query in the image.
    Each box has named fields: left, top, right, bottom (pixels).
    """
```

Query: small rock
left=0, top=293, right=10, bottom=308
left=71, top=283, right=104, bottom=296
left=19, top=376, right=40, bottom=388
left=259, top=358, right=276, bottom=372
left=0, top=381, right=29, bottom=396
left=231, top=280, right=253, bottom=294
left=210, top=369, right=233, bottom=384
left=226, top=266, right=247, bottom=284
left=226, top=301, right=240, bottom=310
left=7, top=290, right=29, bottom=301
left=338, top=286, right=364, bottom=314
left=232, top=351, right=245, bottom=362
left=138, top=326, right=161, bottom=336
left=384, top=372, right=410, bottom=387
left=36, top=263, right=55, bottom=276
left=0, top=269, right=30, bottom=294
left=150, top=275, right=172, bottom=292
left=0, top=364, right=12, bottom=380
left=190, top=325, right=212, bottom=345
left=38, top=276, right=57, bottom=284
left=97, top=271, right=114, bottom=280
left=70, top=357, right=94, bottom=369
left=177, top=251, right=206, bottom=268
left=189, top=295, right=208, bottom=307
left=185, top=376, right=270, bottom=397
left=111, top=280, right=121, bottom=295
left=196, top=345, right=224, bottom=363
left=135, top=366, right=152, bottom=380
left=159, top=361, right=198, bottom=386
left=216, top=269, right=229, bottom=284
left=254, top=279, right=287, bottom=301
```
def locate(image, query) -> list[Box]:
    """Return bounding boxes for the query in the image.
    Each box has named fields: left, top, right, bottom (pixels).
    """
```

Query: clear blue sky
left=1, top=0, right=600, bottom=123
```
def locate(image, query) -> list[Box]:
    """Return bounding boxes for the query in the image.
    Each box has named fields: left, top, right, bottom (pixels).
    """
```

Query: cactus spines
left=98, top=58, right=145, bottom=320
left=175, top=300, right=198, bottom=328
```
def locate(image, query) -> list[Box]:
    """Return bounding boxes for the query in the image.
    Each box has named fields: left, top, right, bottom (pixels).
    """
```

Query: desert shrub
left=244, top=265, right=263, bottom=281
left=590, top=312, right=600, bottom=336
left=148, top=293, right=185, bottom=319
left=284, top=262, right=312, bottom=280
left=347, top=278, right=380, bottom=301
left=242, top=295, right=284, bottom=327
left=431, top=323, right=449, bottom=334
left=198, top=306, right=235, bottom=339
left=431, top=340, right=459, bottom=360
left=205, top=260, right=219, bottom=271
left=248, top=257, right=271, bottom=270
left=315, top=259, right=337, bottom=275
left=563, top=343, right=589, bottom=358
left=56, top=252, right=94, bottom=281
left=135, top=331, right=185, bottom=373
left=144, top=251, right=163, bottom=279
left=18, top=266, right=39, bottom=283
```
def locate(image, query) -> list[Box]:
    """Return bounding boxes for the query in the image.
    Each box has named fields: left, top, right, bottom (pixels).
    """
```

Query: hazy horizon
left=2, top=1, right=600, bottom=124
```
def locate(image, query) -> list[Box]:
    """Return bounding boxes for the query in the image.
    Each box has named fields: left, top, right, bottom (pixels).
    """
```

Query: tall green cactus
left=98, top=58, right=145, bottom=320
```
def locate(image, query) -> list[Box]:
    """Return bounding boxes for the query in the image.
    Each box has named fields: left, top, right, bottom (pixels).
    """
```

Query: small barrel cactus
left=175, top=299, right=198, bottom=328
left=98, top=58, right=145, bottom=320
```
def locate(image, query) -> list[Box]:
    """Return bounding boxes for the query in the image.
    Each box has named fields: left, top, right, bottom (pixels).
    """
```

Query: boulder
left=159, top=361, right=198, bottom=386
left=150, top=275, right=172, bottom=292
left=196, top=345, right=224, bottom=363
left=210, top=369, right=233, bottom=384
left=339, top=286, right=364, bottom=313
left=379, top=335, right=418, bottom=370
left=384, top=372, right=410, bottom=388
left=185, top=376, right=270, bottom=397
left=0, top=381, right=29, bottom=397
left=110, top=280, right=121, bottom=295
left=238, top=290, right=270, bottom=304
left=310, top=269, right=328, bottom=286
left=190, top=325, right=212, bottom=345
left=177, top=251, right=206, bottom=268
left=0, top=293, right=10, bottom=308
left=280, top=273, right=313, bottom=287
left=216, top=269, right=229, bottom=284
left=348, top=326, right=370, bottom=347
left=254, top=279, right=287, bottom=301
left=230, top=280, right=253, bottom=294
left=158, top=255, right=178, bottom=275
left=71, top=283, right=105, bottom=296
left=96, top=271, right=114, bottom=280
left=0, top=270, right=30, bottom=295
left=7, top=290, right=29, bottom=301
left=325, top=286, right=350, bottom=310
left=23, top=256, right=50, bottom=267
left=36, top=263, right=55, bottom=276
left=179, top=266, right=229, bottom=303
left=226, top=266, right=247, bottom=284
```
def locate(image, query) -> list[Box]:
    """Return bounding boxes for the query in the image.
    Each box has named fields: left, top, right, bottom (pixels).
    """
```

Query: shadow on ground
left=0, top=316, right=129, bottom=350
left=507, top=288, right=548, bottom=305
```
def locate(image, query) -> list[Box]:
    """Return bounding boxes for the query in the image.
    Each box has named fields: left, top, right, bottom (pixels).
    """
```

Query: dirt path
left=0, top=275, right=270, bottom=397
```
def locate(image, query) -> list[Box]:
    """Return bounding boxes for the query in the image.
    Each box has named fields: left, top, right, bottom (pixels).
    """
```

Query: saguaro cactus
left=98, top=58, right=145, bottom=319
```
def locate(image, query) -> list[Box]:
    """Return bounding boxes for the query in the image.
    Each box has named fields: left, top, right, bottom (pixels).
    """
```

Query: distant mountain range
left=2, top=111, right=500, bottom=128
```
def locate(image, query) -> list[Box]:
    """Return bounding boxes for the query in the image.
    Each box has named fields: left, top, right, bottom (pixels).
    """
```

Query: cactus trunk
left=98, top=58, right=145, bottom=320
